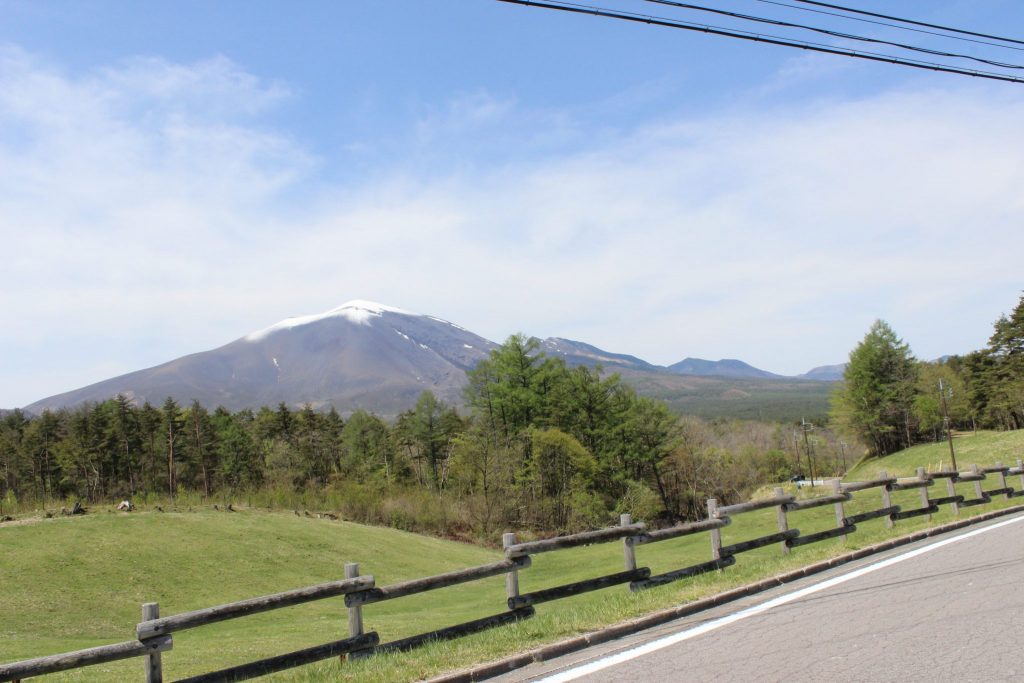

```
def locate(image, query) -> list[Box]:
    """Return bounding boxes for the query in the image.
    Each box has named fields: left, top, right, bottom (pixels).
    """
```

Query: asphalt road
left=495, top=512, right=1024, bottom=683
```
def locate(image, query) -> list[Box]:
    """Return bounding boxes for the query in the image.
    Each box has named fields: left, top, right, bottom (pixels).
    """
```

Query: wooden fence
left=3, top=458, right=1024, bottom=683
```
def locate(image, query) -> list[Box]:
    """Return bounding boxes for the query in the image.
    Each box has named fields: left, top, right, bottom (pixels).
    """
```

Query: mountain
left=540, top=338, right=661, bottom=373
left=667, top=357, right=783, bottom=380
left=25, top=301, right=497, bottom=417
left=797, top=364, right=847, bottom=381
left=21, top=300, right=843, bottom=421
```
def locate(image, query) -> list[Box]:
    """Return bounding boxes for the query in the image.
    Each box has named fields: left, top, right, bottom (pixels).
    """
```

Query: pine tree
left=831, top=320, right=918, bottom=456
left=985, top=293, right=1024, bottom=429
left=162, top=397, right=183, bottom=498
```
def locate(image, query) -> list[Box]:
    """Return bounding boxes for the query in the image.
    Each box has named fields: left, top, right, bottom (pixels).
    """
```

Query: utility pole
left=839, top=441, right=847, bottom=474
left=793, top=430, right=803, bottom=477
left=939, top=379, right=958, bottom=472
left=801, top=418, right=816, bottom=486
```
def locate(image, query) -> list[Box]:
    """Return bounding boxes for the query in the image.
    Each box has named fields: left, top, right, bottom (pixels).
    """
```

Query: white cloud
left=2, top=46, right=1022, bottom=406
left=415, top=90, right=516, bottom=144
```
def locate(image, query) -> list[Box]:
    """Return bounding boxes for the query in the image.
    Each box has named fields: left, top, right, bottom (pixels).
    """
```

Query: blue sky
left=2, top=0, right=1024, bottom=407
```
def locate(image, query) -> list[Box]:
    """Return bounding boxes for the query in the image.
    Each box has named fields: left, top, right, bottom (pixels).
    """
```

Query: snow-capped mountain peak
left=245, top=300, right=416, bottom=341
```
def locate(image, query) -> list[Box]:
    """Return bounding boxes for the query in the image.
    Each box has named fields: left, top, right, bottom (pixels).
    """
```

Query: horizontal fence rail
left=631, top=556, right=736, bottom=591
left=504, top=523, right=646, bottom=558
left=137, top=576, right=375, bottom=639
left=4, top=457, right=1024, bottom=682
left=784, top=493, right=850, bottom=511
left=840, top=477, right=895, bottom=492
left=174, top=633, right=380, bottom=683
left=508, top=569, right=650, bottom=609
left=356, top=608, right=536, bottom=659
left=344, top=558, right=529, bottom=607
left=0, top=636, right=172, bottom=681
left=632, top=517, right=730, bottom=545
left=715, top=495, right=794, bottom=517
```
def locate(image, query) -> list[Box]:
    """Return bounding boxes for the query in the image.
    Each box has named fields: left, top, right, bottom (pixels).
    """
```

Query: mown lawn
left=3, top=429, right=1023, bottom=682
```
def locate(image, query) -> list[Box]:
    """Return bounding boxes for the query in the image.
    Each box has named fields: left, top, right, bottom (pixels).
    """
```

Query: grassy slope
left=4, top=430, right=1023, bottom=682
left=846, top=430, right=1024, bottom=479
left=0, top=511, right=498, bottom=681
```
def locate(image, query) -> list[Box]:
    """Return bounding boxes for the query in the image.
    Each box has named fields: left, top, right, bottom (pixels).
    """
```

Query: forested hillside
left=832, top=293, right=1024, bottom=456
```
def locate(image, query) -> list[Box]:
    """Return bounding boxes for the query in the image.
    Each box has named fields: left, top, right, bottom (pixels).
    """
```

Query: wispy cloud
left=2, top=46, right=1022, bottom=406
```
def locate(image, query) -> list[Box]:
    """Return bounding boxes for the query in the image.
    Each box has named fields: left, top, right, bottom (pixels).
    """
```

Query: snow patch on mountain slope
left=427, top=315, right=465, bottom=331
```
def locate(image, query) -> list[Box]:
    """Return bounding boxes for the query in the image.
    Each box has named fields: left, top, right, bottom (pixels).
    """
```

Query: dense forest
left=831, top=293, right=1024, bottom=456
left=0, top=335, right=844, bottom=539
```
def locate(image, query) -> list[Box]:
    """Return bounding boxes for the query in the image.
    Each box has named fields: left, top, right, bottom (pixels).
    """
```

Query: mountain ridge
left=23, top=300, right=843, bottom=417
left=667, top=357, right=784, bottom=380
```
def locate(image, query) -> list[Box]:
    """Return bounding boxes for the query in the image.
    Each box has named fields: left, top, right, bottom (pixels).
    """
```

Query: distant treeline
left=831, top=293, right=1024, bottom=457
left=0, top=335, right=848, bottom=538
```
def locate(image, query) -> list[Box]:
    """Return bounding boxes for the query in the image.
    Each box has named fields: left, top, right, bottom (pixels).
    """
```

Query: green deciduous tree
left=524, top=427, right=597, bottom=530
left=340, top=410, right=394, bottom=483
left=913, top=362, right=968, bottom=440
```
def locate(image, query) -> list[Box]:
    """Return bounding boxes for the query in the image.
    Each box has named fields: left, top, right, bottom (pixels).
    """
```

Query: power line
left=497, top=0, right=1024, bottom=84
left=750, top=0, right=1024, bottom=53
left=790, top=0, right=1024, bottom=47
left=642, top=0, right=1024, bottom=70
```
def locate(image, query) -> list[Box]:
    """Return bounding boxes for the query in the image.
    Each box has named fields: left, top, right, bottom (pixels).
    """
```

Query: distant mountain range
left=668, top=357, right=782, bottom=380
left=797, top=364, right=847, bottom=381
left=22, top=300, right=847, bottom=417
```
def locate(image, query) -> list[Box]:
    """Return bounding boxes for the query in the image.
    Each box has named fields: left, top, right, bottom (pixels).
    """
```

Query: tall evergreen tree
left=985, top=293, right=1024, bottom=429
left=161, top=397, right=183, bottom=498
left=395, top=391, right=462, bottom=489
left=185, top=400, right=216, bottom=496
left=464, top=334, right=563, bottom=441
left=831, top=320, right=918, bottom=456
left=110, top=395, right=140, bottom=495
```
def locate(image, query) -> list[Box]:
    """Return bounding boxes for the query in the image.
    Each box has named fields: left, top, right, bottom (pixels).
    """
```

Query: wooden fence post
left=773, top=487, right=789, bottom=555
left=620, top=514, right=637, bottom=571
left=707, top=499, right=722, bottom=560
left=503, top=533, right=520, bottom=601
left=345, top=563, right=363, bottom=640
left=995, top=461, right=1009, bottom=499
left=945, top=464, right=960, bottom=516
left=879, top=470, right=894, bottom=528
left=142, top=602, right=162, bottom=683
left=831, top=479, right=847, bottom=540
left=916, top=468, right=931, bottom=521
left=971, top=464, right=984, bottom=499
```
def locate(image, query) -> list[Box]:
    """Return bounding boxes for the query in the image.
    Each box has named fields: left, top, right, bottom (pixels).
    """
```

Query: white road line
left=535, top=513, right=1024, bottom=683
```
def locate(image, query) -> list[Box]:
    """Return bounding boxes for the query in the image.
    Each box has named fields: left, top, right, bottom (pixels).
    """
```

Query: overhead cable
left=791, top=0, right=1024, bottom=47
left=496, top=0, right=1024, bottom=84
left=642, top=0, right=1024, bottom=70
left=750, top=0, right=1024, bottom=53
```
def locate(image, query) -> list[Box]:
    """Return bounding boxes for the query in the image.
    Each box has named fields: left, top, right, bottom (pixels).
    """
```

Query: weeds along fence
left=4, top=459, right=1024, bottom=683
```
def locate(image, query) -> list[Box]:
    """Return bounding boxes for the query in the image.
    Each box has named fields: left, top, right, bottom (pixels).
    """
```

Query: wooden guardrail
left=3, top=457, right=1023, bottom=682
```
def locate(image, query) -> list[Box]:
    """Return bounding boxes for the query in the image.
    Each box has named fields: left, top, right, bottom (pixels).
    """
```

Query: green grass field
left=3, top=429, right=1023, bottom=682
left=846, top=429, right=1024, bottom=479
